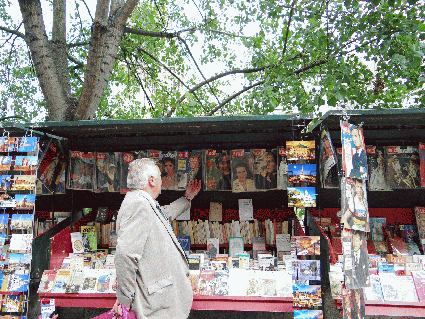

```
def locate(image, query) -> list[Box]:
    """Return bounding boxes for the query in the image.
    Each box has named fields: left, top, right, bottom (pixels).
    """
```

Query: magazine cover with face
left=386, top=146, right=421, bottom=189
left=161, top=151, right=178, bottom=190
left=420, top=143, right=425, bottom=187
left=67, top=151, right=95, bottom=190
left=231, top=149, right=255, bottom=193
left=340, top=177, right=369, bottom=232
left=342, top=228, right=370, bottom=290
left=252, top=148, right=278, bottom=190
left=319, top=128, right=337, bottom=188
left=341, top=121, right=368, bottom=180
left=204, top=149, right=232, bottom=191
left=94, top=152, right=121, bottom=193
left=367, top=146, right=391, bottom=191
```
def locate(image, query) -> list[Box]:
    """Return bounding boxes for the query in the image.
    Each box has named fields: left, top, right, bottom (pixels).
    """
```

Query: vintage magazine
left=420, top=142, right=425, bottom=187
left=176, top=150, right=190, bottom=190
left=277, top=147, right=288, bottom=190
left=119, top=151, right=148, bottom=193
left=204, top=149, right=231, bottom=191
left=367, top=145, right=391, bottom=191
left=341, top=229, right=370, bottom=290
left=186, top=150, right=203, bottom=184
left=37, top=140, right=67, bottom=195
left=251, top=148, right=278, bottom=190
left=320, top=128, right=337, bottom=188
left=342, top=288, right=365, bottom=319
left=38, top=270, right=57, bottom=293
left=341, top=121, right=368, bottom=180
left=231, top=149, right=256, bottom=192
left=94, top=152, right=121, bottom=193
left=386, top=146, right=421, bottom=188
left=161, top=151, right=178, bottom=190
left=369, top=217, right=386, bottom=242
left=68, top=151, right=95, bottom=190
left=341, top=177, right=369, bottom=232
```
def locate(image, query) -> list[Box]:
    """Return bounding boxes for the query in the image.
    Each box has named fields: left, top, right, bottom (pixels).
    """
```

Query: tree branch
left=135, top=47, right=206, bottom=110
left=67, top=41, right=90, bottom=48
left=0, top=26, right=26, bottom=40
left=125, top=27, right=176, bottom=38
left=207, top=80, right=265, bottom=116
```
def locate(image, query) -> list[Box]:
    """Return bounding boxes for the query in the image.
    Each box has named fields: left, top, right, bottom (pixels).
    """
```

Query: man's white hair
left=127, top=158, right=160, bottom=190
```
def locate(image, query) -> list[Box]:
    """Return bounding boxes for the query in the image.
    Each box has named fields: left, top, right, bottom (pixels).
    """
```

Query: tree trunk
left=18, top=0, right=69, bottom=121
left=74, top=0, right=139, bottom=121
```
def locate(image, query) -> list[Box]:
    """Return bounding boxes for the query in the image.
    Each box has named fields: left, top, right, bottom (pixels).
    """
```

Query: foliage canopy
left=0, top=0, right=423, bottom=122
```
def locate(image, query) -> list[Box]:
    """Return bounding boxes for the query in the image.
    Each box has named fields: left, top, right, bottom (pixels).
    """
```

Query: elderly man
left=113, top=158, right=201, bottom=319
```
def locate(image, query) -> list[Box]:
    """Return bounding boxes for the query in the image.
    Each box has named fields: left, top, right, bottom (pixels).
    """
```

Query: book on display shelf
left=38, top=270, right=57, bottom=293
left=213, top=269, right=229, bottom=296
left=80, top=225, right=97, bottom=253
left=228, top=237, right=244, bottom=257
left=70, top=232, right=84, bottom=254
left=65, top=270, right=84, bottom=293
left=364, top=274, right=384, bottom=301
left=369, top=218, right=386, bottom=242
left=198, top=269, right=215, bottom=296
left=51, top=269, right=71, bottom=293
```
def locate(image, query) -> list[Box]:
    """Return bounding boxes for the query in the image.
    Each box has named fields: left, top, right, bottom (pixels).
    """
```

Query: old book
left=94, top=152, right=121, bottom=193
left=70, top=232, right=84, bottom=254
left=213, top=269, right=229, bottom=296
left=80, top=225, right=97, bottom=253
left=228, top=237, right=244, bottom=257
left=80, top=269, right=99, bottom=293
left=252, top=237, right=266, bottom=259
left=38, top=270, right=57, bottom=293
left=198, top=269, right=215, bottom=296
left=364, top=274, right=384, bottom=301
left=65, top=270, right=84, bottom=293
left=51, top=269, right=71, bottom=293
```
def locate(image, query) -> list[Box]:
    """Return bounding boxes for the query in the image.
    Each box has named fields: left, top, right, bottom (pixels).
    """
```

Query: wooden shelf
left=39, top=293, right=293, bottom=312
left=335, top=299, right=425, bottom=317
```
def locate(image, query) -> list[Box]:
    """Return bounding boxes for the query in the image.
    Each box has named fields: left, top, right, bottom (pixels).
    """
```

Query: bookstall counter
left=335, top=299, right=425, bottom=318
left=39, top=293, right=293, bottom=312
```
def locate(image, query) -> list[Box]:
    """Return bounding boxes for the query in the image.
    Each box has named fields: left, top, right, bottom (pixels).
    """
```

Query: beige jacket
left=115, top=190, right=192, bottom=319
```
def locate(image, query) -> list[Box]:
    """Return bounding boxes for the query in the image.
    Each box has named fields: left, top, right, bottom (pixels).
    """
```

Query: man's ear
left=148, top=176, right=156, bottom=186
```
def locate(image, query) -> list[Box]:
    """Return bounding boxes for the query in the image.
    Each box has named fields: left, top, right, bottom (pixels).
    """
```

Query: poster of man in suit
left=341, top=122, right=368, bottom=180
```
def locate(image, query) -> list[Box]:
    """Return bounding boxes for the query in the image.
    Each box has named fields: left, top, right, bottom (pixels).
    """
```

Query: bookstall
left=3, top=114, right=318, bottom=319
left=2, top=109, right=425, bottom=318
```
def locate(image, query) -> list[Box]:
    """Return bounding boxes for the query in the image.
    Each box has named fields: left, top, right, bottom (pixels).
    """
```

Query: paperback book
left=80, top=225, right=97, bottom=253
left=38, top=270, right=57, bottom=293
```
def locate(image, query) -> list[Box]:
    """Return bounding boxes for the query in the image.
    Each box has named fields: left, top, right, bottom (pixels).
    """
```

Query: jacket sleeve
left=161, top=197, right=191, bottom=221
